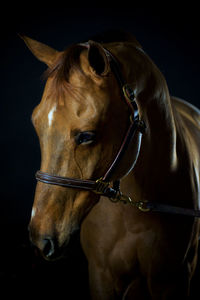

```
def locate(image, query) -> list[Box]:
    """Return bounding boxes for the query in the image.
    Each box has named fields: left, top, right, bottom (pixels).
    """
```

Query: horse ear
left=20, top=35, right=59, bottom=67
left=88, top=40, right=110, bottom=76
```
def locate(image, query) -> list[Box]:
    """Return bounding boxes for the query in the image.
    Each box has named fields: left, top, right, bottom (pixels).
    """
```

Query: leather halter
left=35, top=43, right=200, bottom=218
left=36, top=45, right=145, bottom=199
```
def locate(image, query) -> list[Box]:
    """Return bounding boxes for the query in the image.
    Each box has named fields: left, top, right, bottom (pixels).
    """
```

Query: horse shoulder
left=81, top=197, right=158, bottom=278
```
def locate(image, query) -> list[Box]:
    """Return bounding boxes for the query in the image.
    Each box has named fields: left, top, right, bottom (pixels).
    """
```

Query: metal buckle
left=136, top=201, right=151, bottom=212
left=129, top=119, right=146, bottom=133
left=110, top=191, right=151, bottom=212
left=94, top=178, right=151, bottom=213
left=122, top=84, right=136, bottom=103
left=110, top=192, right=131, bottom=204
left=137, top=120, right=147, bottom=134
left=94, top=177, right=110, bottom=194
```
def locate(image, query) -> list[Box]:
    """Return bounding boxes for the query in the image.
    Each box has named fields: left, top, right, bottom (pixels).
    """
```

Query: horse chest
left=81, top=199, right=157, bottom=277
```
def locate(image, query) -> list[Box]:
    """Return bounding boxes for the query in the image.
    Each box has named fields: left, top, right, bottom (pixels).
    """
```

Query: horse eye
left=75, top=131, right=96, bottom=145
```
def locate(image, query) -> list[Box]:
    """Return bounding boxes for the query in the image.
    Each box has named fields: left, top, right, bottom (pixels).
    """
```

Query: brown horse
left=22, top=32, right=200, bottom=299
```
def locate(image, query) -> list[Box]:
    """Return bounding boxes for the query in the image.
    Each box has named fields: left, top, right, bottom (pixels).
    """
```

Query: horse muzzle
left=28, top=222, right=79, bottom=261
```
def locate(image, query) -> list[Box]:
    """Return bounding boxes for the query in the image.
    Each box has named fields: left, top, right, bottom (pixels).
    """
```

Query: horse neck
left=114, top=43, right=177, bottom=171
left=129, top=64, right=178, bottom=201
left=142, top=83, right=177, bottom=170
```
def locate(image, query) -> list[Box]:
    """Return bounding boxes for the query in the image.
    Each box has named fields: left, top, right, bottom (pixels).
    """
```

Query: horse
left=21, top=31, right=200, bottom=299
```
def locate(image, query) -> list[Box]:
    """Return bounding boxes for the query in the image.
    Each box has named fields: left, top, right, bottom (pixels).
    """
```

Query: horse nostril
left=42, top=237, right=55, bottom=258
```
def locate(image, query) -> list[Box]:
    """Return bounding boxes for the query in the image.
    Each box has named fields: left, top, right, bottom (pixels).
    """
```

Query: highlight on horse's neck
left=129, top=53, right=179, bottom=179
left=143, top=82, right=177, bottom=171
left=123, top=79, right=178, bottom=201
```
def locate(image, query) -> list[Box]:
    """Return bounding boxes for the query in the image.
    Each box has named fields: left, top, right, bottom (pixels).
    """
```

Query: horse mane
left=44, top=30, right=140, bottom=85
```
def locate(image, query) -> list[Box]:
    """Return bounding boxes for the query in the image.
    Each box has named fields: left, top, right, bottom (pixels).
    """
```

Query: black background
left=1, top=4, right=200, bottom=298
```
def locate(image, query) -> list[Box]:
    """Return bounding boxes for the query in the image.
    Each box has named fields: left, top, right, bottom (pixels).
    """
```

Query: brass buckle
left=110, top=192, right=131, bottom=204
left=95, top=178, right=151, bottom=213
left=122, top=84, right=136, bottom=103
left=110, top=192, right=151, bottom=213
left=136, top=201, right=151, bottom=212
left=94, top=177, right=110, bottom=194
left=129, top=118, right=147, bottom=133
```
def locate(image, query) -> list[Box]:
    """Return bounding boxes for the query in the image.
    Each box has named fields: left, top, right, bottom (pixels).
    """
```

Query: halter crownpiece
left=35, top=42, right=200, bottom=218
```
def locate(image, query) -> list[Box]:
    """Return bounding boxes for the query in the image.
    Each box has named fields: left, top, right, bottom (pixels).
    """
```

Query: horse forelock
left=43, top=44, right=86, bottom=85
left=41, top=44, right=89, bottom=107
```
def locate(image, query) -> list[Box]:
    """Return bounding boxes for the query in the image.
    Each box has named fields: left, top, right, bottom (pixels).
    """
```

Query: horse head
left=23, top=36, right=144, bottom=260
